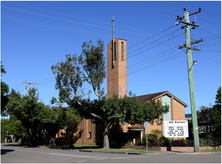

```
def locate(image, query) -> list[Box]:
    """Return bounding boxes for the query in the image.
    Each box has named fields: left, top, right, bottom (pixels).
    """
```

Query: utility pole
left=176, top=8, right=203, bottom=152
left=23, top=80, right=26, bottom=96
left=111, top=16, right=115, bottom=68
left=23, top=81, right=38, bottom=96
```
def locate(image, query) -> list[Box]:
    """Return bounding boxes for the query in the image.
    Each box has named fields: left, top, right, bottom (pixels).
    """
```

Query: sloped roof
left=136, top=91, right=188, bottom=107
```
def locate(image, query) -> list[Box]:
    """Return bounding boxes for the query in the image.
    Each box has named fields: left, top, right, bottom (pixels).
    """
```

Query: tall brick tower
left=107, top=38, right=127, bottom=98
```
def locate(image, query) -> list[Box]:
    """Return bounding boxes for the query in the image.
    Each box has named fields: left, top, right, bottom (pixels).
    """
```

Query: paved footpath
left=1, top=144, right=221, bottom=163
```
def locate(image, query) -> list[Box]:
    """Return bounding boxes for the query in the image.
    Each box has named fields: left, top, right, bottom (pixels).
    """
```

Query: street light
left=189, top=61, right=197, bottom=72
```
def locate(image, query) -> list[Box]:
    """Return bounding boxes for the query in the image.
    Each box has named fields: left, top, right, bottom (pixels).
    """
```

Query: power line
left=126, top=25, right=176, bottom=51
left=157, top=1, right=184, bottom=9
left=127, top=52, right=184, bottom=76
left=7, top=1, right=168, bottom=35
left=127, top=28, right=181, bottom=56
left=119, top=1, right=177, bottom=16
left=174, top=1, right=221, bottom=21
left=29, top=76, right=55, bottom=83
left=199, top=27, right=221, bottom=39
left=2, top=6, right=113, bottom=30
left=128, top=47, right=179, bottom=70
left=16, top=83, right=23, bottom=90
left=2, top=10, right=179, bottom=40
left=194, top=53, right=220, bottom=64
left=2, top=16, right=111, bottom=38
left=127, top=31, right=184, bottom=59
left=197, top=15, right=220, bottom=29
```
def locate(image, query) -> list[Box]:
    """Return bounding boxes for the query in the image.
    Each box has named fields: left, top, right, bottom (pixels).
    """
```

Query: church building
left=54, top=38, right=188, bottom=146
left=107, top=38, right=188, bottom=144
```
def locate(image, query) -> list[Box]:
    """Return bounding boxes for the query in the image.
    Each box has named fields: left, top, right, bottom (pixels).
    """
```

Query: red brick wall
left=171, top=98, right=185, bottom=120
left=107, top=38, right=127, bottom=98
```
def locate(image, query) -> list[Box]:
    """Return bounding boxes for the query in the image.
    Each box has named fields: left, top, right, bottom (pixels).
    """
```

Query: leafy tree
left=7, top=89, right=59, bottom=145
left=197, top=106, right=211, bottom=124
left=64, top=110, right=81, bottom=148
left=210, top=86, right=221, bottom=139
left=42, top=107, right=66, bottom=145
left=4, top=115, right=25, bottom=142
left=1, top=63, right=9, bottom=116
left=51, top=40, right=169, bottom=148
left=1, top=118, right=9, bottom=142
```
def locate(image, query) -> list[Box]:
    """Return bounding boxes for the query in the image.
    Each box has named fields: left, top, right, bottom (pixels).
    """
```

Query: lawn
left=1, top=142, right=22, bottom=145
left=201, top=149, right=221, bottom=152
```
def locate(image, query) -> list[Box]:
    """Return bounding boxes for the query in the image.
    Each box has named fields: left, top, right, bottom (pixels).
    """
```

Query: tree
left=42, top=107, right=66, bottom=145
left=210, top=86, right=221, bottom=139
left=4, top=114, right=25, bottom=142
left=1, top=119, right=9, bottom=142
left=7, top=89, right=61, bottom=145
left=51, top=40, right=169, bottom=148
left=64, top=110, right=81, bottom=148
left=1, top=63, right=9, bottom=116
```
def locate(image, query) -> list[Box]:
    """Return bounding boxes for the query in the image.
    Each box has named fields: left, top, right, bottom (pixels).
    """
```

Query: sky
left=1, top=1, right=221, bottom=116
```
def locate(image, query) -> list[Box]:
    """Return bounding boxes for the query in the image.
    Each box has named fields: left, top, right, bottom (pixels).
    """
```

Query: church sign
left=164, top=120, right=189, bottom=137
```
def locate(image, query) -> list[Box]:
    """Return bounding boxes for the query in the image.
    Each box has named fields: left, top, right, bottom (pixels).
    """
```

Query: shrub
left=199, top=139, right=204, bottom=146
left=163, top=137, right=172, bottom=146
left=170, top=139, right=193, bottom=147
left=142, top=133, right=160, bottom=147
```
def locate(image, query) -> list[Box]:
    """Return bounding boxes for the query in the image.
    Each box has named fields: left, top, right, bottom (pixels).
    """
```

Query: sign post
left=144, top=121, right=148, bottom=153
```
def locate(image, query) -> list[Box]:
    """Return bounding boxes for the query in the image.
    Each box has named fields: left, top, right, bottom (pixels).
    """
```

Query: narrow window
left=114, top=42, right=116, bottom=61
left=121, top=42, right=124, bottom=61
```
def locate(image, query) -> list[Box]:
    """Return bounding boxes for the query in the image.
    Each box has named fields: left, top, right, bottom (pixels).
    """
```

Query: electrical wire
left=194, top=53, right=220, bottom=64
left=128, top=47, right=179, bottom=70
left=197, top=15, right=220, bottom=29
left=2, top=16, right=111, bottom=38
left=199, top=27, right=221, bottom=39
left=127, top=25, right=176, bottom=51
left=118, top=1, right=177, bottom=16
left=16, top=83, right=23, bottom=90
left=7, top=1, right=177, bottom=35
left=127, top=52, right=184, bottom=76
left=127, top=28, right=181, bottom=56
left=127, top=31, right=184, bottom=59
left=156, top=1, right=184, bottom=9
left=174, top=1, right=221, bottom=21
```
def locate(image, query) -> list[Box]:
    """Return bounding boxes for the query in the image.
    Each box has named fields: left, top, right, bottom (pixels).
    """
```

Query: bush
left=200, top=137, right=221, bottom=147
left=142, top=131, right=172, bottom=147
left=199, top=139, right=204, bottom=146
left=160, top=136, right=172, bottom=147
left=170, top=139, right=193, bottom=147
left=142, top=133, right=160, bottom=147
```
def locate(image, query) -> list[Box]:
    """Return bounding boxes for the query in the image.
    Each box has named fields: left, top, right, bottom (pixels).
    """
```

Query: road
left=1, top=145, right=221, bottom=163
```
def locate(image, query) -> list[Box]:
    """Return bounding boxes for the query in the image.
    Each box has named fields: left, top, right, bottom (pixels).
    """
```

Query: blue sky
left=1, top=1, right=221, bottom=115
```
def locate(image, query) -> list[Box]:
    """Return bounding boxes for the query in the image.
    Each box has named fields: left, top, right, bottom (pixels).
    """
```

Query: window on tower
left=114, top=42, right=116, bottom=61
left=121, top=42, right=124, bottom=61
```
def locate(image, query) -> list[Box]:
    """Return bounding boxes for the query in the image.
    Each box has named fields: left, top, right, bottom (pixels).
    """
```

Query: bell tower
left=107, top=38, right=127, bottom=98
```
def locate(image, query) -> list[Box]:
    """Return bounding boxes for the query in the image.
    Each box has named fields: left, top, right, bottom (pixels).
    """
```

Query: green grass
left=201, top=149, right=221, bottom=152
left=1, top=142, right=22, bottom=145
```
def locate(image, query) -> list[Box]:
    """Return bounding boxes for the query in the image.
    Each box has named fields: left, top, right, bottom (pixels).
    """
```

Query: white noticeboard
left=164, top=120, right=189, bottom=137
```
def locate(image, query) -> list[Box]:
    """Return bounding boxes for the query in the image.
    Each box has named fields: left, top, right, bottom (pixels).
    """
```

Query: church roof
left=136, top=91, right=188, bottom=107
